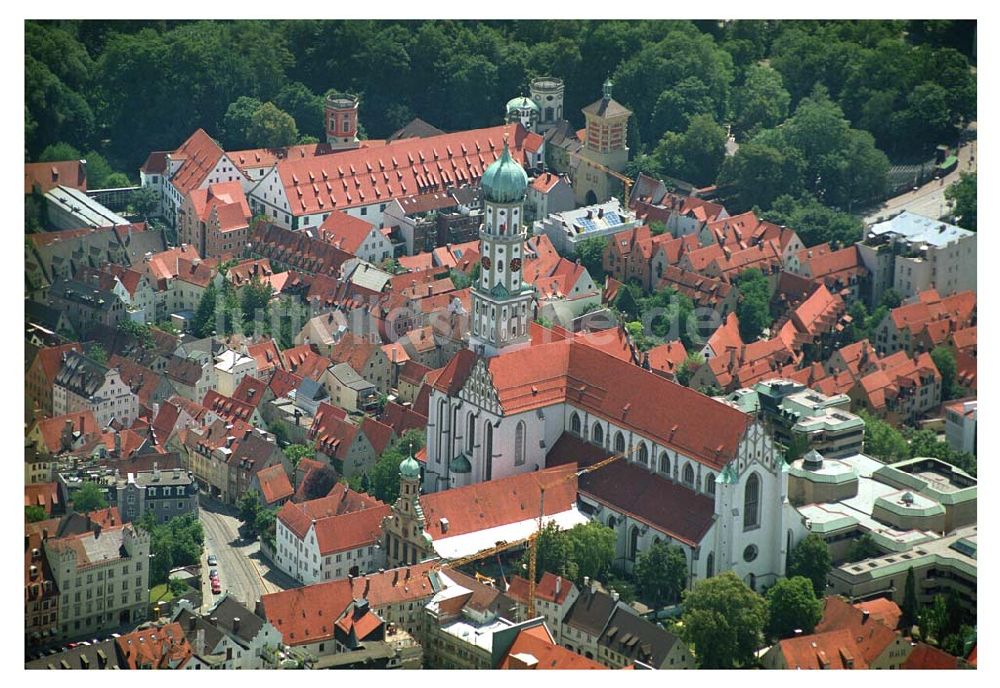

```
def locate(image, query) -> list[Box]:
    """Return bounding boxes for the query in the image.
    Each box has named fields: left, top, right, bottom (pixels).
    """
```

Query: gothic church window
left=683, top=463, right=694, bottom=487
left=514, top=421, right=526, bottom=466
left=744, top=473, right=760, bottom=529
left=570, top=412, right=581, bottom=435
left=614, top=431, right=625, bottom=454
left=593, top=423, right=604, bottom=446
left=637, top=442, right=648, bottom=466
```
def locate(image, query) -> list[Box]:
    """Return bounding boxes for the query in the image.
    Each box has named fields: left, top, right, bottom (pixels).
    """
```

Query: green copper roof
left=449, top=453, right=473, bottom=474
left=400, top=453, right=421, bottom=479
left=506, top=96, right=539, bottom=112
left=481, top=141, right=528, bottom=204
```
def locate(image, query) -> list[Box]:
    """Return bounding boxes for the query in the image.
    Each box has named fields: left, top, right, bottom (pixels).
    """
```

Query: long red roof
left=270, top=123, right=540, bottom=216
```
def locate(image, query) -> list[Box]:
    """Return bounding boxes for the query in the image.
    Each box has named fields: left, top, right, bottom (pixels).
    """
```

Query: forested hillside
left=26, top=19, right=975, bottom=219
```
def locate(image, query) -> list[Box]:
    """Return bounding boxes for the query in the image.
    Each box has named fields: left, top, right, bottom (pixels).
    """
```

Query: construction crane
left=566, top=148, right=635, bottom=209
left=433, top=448, right=628, bottom=618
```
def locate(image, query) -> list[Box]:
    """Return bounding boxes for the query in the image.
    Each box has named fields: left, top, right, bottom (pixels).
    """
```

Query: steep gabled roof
left=168, top=129, right=226, bottom=195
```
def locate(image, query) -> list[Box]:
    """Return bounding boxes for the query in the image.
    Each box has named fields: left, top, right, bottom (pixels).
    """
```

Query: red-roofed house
left=794, top=245, right=869, bottom=300
left=762, top=629, right=869, bottom=669
left=317, top=210, right=393, bottom=264
left=900, top=642, right=962, bottom=669
left=25, top=160, right=87, bottom=195
left=179, top=181, right=252, bottom=259
left=252, top=464, right=294, bottom=507
left=497, top=624, right=607, bottom=670
left=116, top=623, right=200, bottom=669
left=525, top=171, right=574, bottom=222
left=247, top=123, right=542, bottom=231
left=506, top=572, right=579, bottom=640
left=307, top=403, right=379, bottom=476
left=26, top=343, right=83, bottom=418
left=326, top=332, right=391, bottom=394
left=850, top=351, right=942, bottom=424
left=153, top=129, right=244, bottom=229
left=875, top=289, right=976, bottom=355
left=811, top=596, right=914, bottom=669
left=258, top=562, right=438, bottom=652
left=274, top=489, right=390, bottom=584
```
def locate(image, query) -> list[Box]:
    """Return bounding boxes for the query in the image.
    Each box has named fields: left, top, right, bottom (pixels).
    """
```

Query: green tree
left=858, top=410, right=910, bottom=462
left=762, top=193, right=863, bottom=248
left=783, top=432, right=811, bottom=463
left=901, top=566, right=919, bottom=628
left=733, top=63, right=791, bottom=138
left=283, top=444, right=314, bottom=472
left=676, top=353, right=704, bottom=387
left=614, top=284, right=641, bottom=320
left=649, top=76, right=716, bottom=136
left=241, top=277, right=274, bottom=332
left=528, top=521, right=577, bottom=582
left=192, top=281, right=218, bottom=338
left=682, top=571, right=767, bottom=669
left=88, top=343, right=108, bottom=365
left=786, top=533, right=831, bottom=597
left=736, top=268, right=771, bottom=341
left=238, top=490, right=262, bottom=527
left=130, top=186, right=160, bottom=220
left=717, top=142, right=805, bottom=212
left=653, top=113, right=727, bottom=187
left=564, top=521, right=616, bottom=584
left=255, top=507, right=279, bottom=550
left=138, top=512, right=205, bottom=586
left=274, top=81, right=325, bottom=140
left=73, top=481, right=108, bottom=513
left=222, top=96, right=264, bottom=150
left=118, top=319, right=154, bottom=349
left=946, top=172, right=976, bottom=231
left=168, top=576, right=189, bottom=597
left=38, top=142, right=82, bottom=162
left=766, top=576, right=824, bottom=639
left=846, top=533, right=882, bottom=562
left=247, top=101, right=299, bottom=148
left=359, top=429, right=426, bottom=505
left=930, top=346, right=960, bottom=400
left=25, top=505, right=47, bottom=523
left=635, top=540, right=688, bottom=607
left=576, top=236, right=608, bottom=283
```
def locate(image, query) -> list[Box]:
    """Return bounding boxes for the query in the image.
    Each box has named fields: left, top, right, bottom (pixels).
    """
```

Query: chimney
left=440, top=517, right=449, bottom=533
left=555, top=576, right=562, bottom=596
left=233, top=617, right=241, bottom=634
left=861, top=609, right=870, bottom=624
left=114, top=431, right=122, bottom=457
left=590, top=580, right=597, bottom=596
left=93, top=523, right=102, bottom=538
left=195, top=628, right=205, bottom=656
left=611, top=589, right=620, bottom=602
left=61, top=418, right=74, bottom=450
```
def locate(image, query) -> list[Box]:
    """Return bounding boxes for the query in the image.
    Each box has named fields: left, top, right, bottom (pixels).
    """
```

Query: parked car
left=209, top=569, right=219, bottom=579
left=207, top=554, right=218, bottom=566
left=211, top=579, right=222, bottom=594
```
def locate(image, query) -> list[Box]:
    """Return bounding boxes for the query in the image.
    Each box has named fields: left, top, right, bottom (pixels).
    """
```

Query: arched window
left=683, top=463, right=695, bottom=487
left=614, top=431, right=626, bottom=454
left=466, top=413, right=476, bottom=454
left=660, top=452, right=670, bottom=475
left=436, top=399, right=448, bottom=464
left=744, top=473, right=760, bottom=529
left=484, top=423, right=494, bottom=481
left=629, top=526, right=640, bottom=561
left=514, top=421, right=526, bottom=466
left=637, top=442, right=649, bottom=466
left=705, top=473, right=716, bottom=496
left=593, top=423, right=604, bottom=446
left=706, top=552, right=715, bottom=579
left=607, top=515, right=616, bottom=529
left=570, top=412, right=581, bottom=436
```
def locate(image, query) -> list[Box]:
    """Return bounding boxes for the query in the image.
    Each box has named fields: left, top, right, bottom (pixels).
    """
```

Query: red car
left=211, top=579, right=221, bottom=594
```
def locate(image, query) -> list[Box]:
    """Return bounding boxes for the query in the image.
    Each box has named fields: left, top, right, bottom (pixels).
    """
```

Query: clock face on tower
left=481, top=256, right=492, bottom=270
left=510, top=258, right=522, bottom=272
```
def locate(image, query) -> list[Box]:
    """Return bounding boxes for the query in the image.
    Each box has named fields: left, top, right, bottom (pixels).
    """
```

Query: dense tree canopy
left=25, top=20, right=973, bottom=186
left=946, top=172, right=977, bottom=231
left=635, top=540, right=688, bottom=607
left=786, top=533, right=832, bottom=597
left=766, top=576, right=824, bottom=640
left=682, top=572, right=767, bottom=669
left=73, top=482, right=108, bottom=512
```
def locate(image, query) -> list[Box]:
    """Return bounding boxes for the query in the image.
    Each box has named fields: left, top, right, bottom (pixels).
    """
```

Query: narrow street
left=863, top=125, right=977, bottom=225
left=198, top=497, right=298, bottom=613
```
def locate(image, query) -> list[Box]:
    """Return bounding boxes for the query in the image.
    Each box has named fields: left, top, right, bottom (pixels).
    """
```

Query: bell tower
left=469, top=138, right=534, bottom=358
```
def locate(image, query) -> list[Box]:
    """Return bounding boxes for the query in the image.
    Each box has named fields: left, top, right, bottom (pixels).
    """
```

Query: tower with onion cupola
left=469, top=138, right=534, bottom=358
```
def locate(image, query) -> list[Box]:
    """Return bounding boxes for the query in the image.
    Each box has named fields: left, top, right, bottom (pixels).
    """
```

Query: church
left=408, top=138, right=803, bottom=591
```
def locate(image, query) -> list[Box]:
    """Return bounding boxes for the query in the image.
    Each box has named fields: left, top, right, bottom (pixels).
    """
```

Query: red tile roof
left=499, top=626, right=607, bottom=670
left=272, top=123, right=540, bottom=216
left=379, top=401, right=428, bottom=436
left=776, top=628, right=868, bottom=669
left=260, top=563, right=437, bottom=646
left=247, top=339, right=284, bottom=375
left=25, top=482, right=62, bottom=515
left=202, top=390, right=255, bottom=423
left=228, top=142, right=337, bottom=171
left=29, top=410, right=101, bottom=454
left=507, top=571, right=574, bottom=606
left=328, top=333, right=380, bottom=374
left=901, top=642, right=959, bottom=669
left=167, top=129, right=225, bottom=195
left=547, top=434, right=715, bottom=546
left=25, top=160, right=86, bottom=194
left=814, top=596, right=899, bottom=664
left=281, top=344, right=331, bottom=381
left=256, top=464, right=294, bottom=505
left=530, top=171, right=564, bottom=194
left=658, top=266, right=732, bottom=309
left=232, top=375, right=269, bottom=409
left=32, top=343, right=84, bottom=385
left=312, top=504, right=391, bottom=556
left=116, top=623, right=194, bottom=669
left=853, top=597, right=902, bottom=630
left=951, top=326, right=976, bottom=353
left=268, top=368, right=303, bottom=398
left=317, top=210, right=377, bottom=254
left=188, top=181, right=250, bottom=224
left=646, top=340, right=688, bottom=376
left=250, top=221, right=355, bottom=279
left=308, top=403, right=361, bottom=460
left=420, top=465, right=579, bottom=540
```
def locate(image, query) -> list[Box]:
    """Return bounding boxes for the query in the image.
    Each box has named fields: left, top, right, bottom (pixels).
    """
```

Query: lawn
left=149, top=580, right=193, bottom=605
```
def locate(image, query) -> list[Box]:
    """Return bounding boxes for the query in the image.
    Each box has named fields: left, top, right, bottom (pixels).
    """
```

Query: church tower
left=325, top=92, right=361, bottom=150
left=469, top=139, right=534, bottom=358
left=382, top=452, right=434, bottom=567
